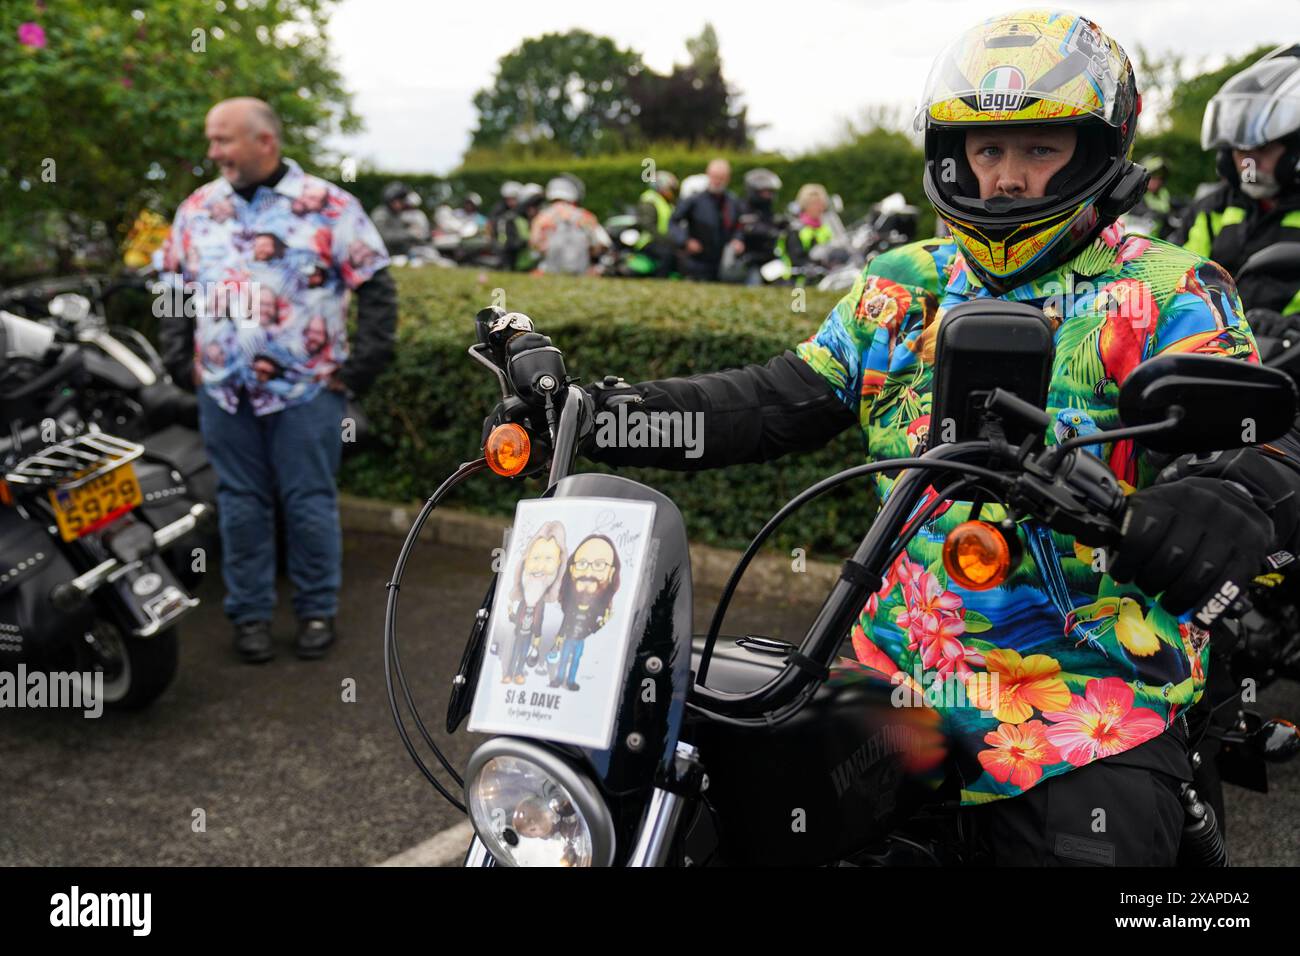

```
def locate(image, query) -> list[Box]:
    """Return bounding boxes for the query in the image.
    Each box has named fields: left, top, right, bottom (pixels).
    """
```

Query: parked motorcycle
left=0, top=277, right=216, bottom=588
left=383, top=303, right=1300, bottom=866
left=816, top=193, right=921, bottom=291
left=0, top=310, right=209, bottom=708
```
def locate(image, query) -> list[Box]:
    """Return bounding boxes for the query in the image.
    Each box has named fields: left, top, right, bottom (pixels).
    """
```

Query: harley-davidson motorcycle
left=383, top=302, right=1300, bottom=867
left=0, top=309, right=209, bottom=708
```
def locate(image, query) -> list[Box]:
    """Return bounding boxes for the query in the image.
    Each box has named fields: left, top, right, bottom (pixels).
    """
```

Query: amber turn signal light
left=942, top=520, right=1016, bottom=591
left=485, top=423, right=531, bottom=477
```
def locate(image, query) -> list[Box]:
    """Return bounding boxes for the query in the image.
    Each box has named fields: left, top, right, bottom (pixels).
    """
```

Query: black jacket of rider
left=1169, top=181, right=1300, bottom=314
left=670, top=190, right=740, bottom=280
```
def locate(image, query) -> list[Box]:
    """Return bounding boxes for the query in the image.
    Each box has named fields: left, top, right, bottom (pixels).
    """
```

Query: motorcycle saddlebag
left=0, top=508, right=94, bottom=666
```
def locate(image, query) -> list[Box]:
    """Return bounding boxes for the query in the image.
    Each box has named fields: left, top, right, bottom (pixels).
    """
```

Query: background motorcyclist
left=508, top=182, right=546, bottom=271
left=529, top=176, right=610, bottom=275
left=1124, top=155, right=1186, bottom=239
left=369, top=181, right=431, bottom=257
left=492, top=10, right=1300, bottom=864
left=1169, top=44, right=1300, bottom=317
left=669, top=158, right=741, bottom=281
left=634, top=170, right=679, bottom=278
left=486, top=180, right=522, bottom=244
left=782, top=183, right=836, bottom=280
left=456, top=192, right=487, bottom=230
left=729, top=167, right=787, bottom=284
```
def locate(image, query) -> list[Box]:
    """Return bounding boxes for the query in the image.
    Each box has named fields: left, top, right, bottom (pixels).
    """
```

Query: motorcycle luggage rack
left=3, top=431, right=144, bottom=491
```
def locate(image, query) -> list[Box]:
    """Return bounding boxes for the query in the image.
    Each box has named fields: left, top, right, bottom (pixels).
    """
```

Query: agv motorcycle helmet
left=917, top=9, right=1148, bottom=291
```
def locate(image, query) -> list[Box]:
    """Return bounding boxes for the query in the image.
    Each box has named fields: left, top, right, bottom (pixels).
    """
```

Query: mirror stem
left=1044, top=407, right=1185, bottom=465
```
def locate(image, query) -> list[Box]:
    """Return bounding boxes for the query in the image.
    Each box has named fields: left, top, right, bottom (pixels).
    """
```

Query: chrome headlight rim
left=465, top=737, right=617, bottom=867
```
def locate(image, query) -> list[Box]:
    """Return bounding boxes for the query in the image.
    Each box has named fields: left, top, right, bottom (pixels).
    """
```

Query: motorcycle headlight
left=465, top=738, right=616, bottom=867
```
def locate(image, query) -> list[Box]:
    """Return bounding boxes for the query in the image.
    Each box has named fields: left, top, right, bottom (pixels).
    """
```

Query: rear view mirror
left=1118, top=353, right=1297, bottom=453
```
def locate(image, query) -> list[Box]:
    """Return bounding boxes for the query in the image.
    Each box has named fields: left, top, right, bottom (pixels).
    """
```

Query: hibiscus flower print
left=911, top=612, right=979, bottom=679
left=895, top=567, right=962, bottom=635
left=964, top=648, right=1072, bottom=724
left=1041, top=676, right=1166, bottom=767
left=978, top=720, right=1061, bottom=790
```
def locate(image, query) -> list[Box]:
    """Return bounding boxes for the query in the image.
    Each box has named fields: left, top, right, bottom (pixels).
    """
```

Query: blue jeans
left=197, top=387, right=345, bottom=623
left=556, top=637, right=584, bottom=685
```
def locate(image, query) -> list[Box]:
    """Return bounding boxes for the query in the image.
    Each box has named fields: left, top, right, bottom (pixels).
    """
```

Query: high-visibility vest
left=635, top=190, right=673, bottom=248
left=1183, top=205, right=1246, bottom=258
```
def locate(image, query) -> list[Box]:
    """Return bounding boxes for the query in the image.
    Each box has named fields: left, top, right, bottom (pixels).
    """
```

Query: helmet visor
left=1201, top=66, right=1300, bottom=149
left=915, top=12, right=1128, bottom=130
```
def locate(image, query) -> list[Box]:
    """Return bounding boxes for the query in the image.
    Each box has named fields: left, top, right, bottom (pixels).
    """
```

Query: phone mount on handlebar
left=929, top=300, right=1056, bottom=462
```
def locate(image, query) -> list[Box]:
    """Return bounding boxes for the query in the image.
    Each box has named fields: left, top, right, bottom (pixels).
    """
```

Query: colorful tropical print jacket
left=795, top=224, right=1257, bottom=804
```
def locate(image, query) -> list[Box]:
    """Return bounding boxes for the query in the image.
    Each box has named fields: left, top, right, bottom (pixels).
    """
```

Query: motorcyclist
left=670, top=159, right=741, bottom=281
left=370, top=181, right=431, bottom=256
left=634, top=170, right=679, bottom=277
left=1170, top=44, right=1300, bottom=317
left=487, top=182, right=545, bottom=272
left=487, top=10, right=1300, bottom=865
left=457, top=192, right=487, bottom=230
left=782, top=183, right=837, bottom=280
left=529, top=176, right=610, bottom=275
left=486, top=180, right=522, bottom=245
left=1123, top=155, right=1185, bottom=239
left=729, top=168, right=787, bottom=284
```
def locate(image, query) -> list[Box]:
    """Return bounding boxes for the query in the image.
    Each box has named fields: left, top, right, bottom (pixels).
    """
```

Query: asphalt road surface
left=1, top=532, right=1297, bottom=866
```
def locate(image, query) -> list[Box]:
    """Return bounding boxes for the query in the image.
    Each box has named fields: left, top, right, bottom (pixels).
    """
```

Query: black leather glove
left=1110, top=477, right=1274, bottom=616
left=1157, top=447, right=1300, bottom=556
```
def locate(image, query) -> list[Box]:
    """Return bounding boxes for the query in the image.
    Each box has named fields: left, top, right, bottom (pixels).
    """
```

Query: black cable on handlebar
left=696, top=457, right=1012, bottom=687
left=384, top=457, right=489, bottom=813
left=880, top=477, right=977, bottom=571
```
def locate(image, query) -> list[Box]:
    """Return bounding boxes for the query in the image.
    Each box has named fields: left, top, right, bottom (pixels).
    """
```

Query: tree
left=0, top=0, right=359, bottom=277
left=628, top=24, right=752, bottom=150
left=470, top=31, right=644, bottom=159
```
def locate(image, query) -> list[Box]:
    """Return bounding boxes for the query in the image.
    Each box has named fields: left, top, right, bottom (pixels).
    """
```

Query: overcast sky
left=327, top=0, right=1285, bottom=174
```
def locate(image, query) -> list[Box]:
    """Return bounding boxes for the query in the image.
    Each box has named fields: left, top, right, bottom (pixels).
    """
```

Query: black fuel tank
left=686, top=637, right=948, bottom=866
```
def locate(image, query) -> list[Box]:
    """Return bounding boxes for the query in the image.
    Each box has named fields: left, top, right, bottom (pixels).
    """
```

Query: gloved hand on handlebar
left=1109, top=476, right=1275, bottom=616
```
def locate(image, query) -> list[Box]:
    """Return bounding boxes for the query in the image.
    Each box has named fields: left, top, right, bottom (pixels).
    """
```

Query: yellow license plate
left=48, top=463, right=143, bottom=542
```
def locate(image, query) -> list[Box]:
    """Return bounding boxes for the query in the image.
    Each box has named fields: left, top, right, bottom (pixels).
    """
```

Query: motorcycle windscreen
left=467, top=496, right=656, bottom=751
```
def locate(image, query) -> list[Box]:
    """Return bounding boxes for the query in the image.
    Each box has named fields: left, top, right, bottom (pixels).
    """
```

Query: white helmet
left=679, top=173, right=709, bottom=201
left=545, top=176, right=580, bottom=203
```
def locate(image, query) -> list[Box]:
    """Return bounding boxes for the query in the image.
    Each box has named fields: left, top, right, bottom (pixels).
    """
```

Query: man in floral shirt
left=576, top=12, right=1300, bottom=864
left=160, top=97, right=396, bottom=663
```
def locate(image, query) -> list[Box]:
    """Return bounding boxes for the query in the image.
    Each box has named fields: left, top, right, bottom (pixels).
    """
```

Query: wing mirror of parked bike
left=47, top=292, right=92, bottom=324
left=1116, top=353, right=1298, bottom=454
left=1235, top=242, right=1300, bottom=283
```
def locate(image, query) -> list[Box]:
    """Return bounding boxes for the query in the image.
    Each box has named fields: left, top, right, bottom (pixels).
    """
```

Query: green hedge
left=342, top=267, right=880, bottom=558
left=337, top=130, right=936, bottom=234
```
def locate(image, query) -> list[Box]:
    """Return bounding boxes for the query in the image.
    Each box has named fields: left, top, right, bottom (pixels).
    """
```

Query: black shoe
left=294, top=617, right=336, bottom=660
left=565, top=681, right=580, bottom=692
left=234, top=620, right=274, bottom=664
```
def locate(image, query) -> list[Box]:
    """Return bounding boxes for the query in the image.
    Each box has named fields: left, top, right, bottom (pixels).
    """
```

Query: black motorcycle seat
left=141, top=423, right=208, bottom=478
left=140, top=381, right=198, bottom=430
